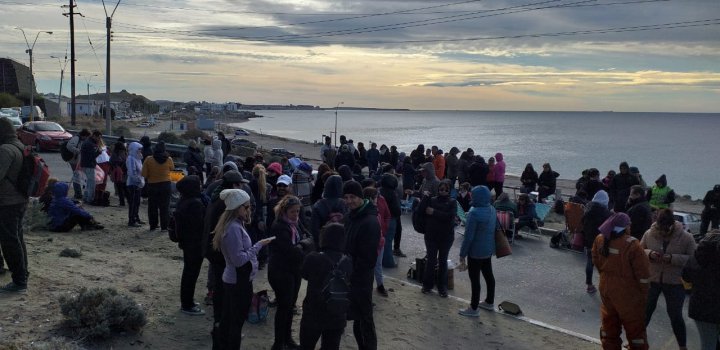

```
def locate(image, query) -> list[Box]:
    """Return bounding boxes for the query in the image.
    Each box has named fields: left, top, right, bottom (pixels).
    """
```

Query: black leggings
left=269, top=269, right=302, bottom=347
left=180, top=246, right=204, bottom=309
left=219, top=264, right=252, bottom=350
left=147, top=181, right=171, bottom=230
left=299, top=323, right=344, bottom=350
left=468, top=257, right=495, bottom=308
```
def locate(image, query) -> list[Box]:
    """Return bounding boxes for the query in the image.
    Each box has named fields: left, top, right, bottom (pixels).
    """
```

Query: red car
left=17, top=121, right=73, bottom=152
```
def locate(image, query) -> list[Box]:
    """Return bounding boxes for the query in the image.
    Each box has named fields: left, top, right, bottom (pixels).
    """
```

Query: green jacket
left=0, top=139, right=28, bottom=206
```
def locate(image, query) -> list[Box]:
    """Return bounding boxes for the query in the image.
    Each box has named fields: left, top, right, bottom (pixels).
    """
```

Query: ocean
left=230, top=110, right=720, bottom=199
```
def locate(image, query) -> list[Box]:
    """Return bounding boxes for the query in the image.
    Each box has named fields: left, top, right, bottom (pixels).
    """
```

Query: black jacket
left=423, top=195, right=457, bottom=238
left=468, top=160, right=489, bottom=187
left=79, top=138, right=100, bottom=168
left=300, top=250, right=353, bottom=330
left=581, top=202, right=611, bottom=248
left=538, top=170, right=560, bottom=194
left=583, top=179, right=606, bottom=200
left=682, top=233, right=720, bottom=323
left=175, top=175, right=206, bottom=250
left=609, top=173, right=639, bottom=212
left=702, top=188, right=720, bottom=215
left=344, top=201, right=381, bottom=290
left=268, top=219, right=309, bottom=275
left=521, top=169, right=538, bottom=190
left=182, top=147, right=205, bottom=172
left=626, top=199, right=652, bottom=240
left=380, top=174, right=401, bottom=218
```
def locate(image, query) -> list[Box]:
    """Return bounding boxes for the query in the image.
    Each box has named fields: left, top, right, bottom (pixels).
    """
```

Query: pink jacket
left=494, top=153, right=506, bottom=182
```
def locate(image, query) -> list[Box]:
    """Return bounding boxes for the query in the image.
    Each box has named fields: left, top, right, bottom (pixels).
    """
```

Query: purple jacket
left=494, top=153, right=506, bottom=182
left=221, top=219, right=263, bottom=284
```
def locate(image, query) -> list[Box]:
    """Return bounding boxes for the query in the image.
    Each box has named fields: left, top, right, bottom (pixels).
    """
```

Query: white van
left=20, top=106, right=45, bottom=122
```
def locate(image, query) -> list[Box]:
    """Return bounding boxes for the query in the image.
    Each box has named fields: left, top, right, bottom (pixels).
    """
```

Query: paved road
left=39, top=151, right=699, bottom=349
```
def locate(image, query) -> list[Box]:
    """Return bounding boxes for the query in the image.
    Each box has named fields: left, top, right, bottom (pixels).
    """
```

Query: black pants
left=219, top=264, right=253, bottom=350
left=514, top=219, right=537, bottom=235
left=394, top=216, right=403, bottom=251
left=350, top=274, right=377, bottom=350
left=127, top=185, right=142, bottom=225
left=300, top=322, right=344, bottom=350
left=269, top=269, right=302, bottom=347
left=423, top=233, right=454, bottom=293
left=115, top=182, right=129, bottom=206
left=147, top=181, right=171, bottom=230
left=468, top=257, right=495, bottom=309
left=210, top=260, right=226, bottom=322
left=0, top=203, right=28, bottom=286
left=51, top=214, right=93, bottom=232
left=494, top=181, right=504, bottom=196
left=700, top=211, right=719, bottom=235
left=180, top=246, right=204, bottom=309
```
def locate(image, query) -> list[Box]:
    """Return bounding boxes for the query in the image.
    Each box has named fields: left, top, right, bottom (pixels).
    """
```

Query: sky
left=1, top=0, right=719, bottom=112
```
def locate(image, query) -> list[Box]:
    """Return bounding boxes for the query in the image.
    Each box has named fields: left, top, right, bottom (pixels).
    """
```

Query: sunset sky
left=1, top=0, right=718, bottom=112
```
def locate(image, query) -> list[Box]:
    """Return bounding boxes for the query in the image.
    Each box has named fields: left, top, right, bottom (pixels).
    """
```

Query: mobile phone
left=266, top=236, right=276, bottom=241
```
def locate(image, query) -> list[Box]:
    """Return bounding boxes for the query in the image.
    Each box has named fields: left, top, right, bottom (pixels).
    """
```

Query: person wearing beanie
left=310, top=175, right=347, bottom=247
left=300, top=223, right=353, bottom=350
left=174, top=175, right=207, bottom=316
left=682, top=230, right=720, bottom=350
left=183, top=140, right=205, bottom=184
left=142, top=141, right=175, bottom=231
left=626, top=185, right=653, bottom=240
left=581, top=190, right=611, bottom=294
left=212, top=188, right=273, bottom=350
left=591, top=212, right=651, bottom=350
left=0, top=117, right=30, bottom=293
left=609, top=161, right=640, bottom=213
left=641, top=209, right=696, bottom=350
left=342, top=180, right=381, bottom=350
left=646, top=174, right=676, bottom=211
left=421, top=180, right=457, bottom=298
left=629, top=166, right=648, bottom=189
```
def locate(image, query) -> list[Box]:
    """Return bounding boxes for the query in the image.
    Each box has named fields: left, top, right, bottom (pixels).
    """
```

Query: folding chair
left=497, top=211, right=516, bottom=245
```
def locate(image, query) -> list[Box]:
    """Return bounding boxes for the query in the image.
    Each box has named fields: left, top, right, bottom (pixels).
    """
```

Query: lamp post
left=50, top=55, right=68, bottom=115
left=79, top=74, right=97, bottom=117
left=334, top=101, right=343, bottom=147
left=16, top=28, right=53, bottom=122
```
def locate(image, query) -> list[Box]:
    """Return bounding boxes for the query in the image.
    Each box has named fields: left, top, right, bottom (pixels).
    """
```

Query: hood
left=495, top=152, right=503, bottom=162
left=176, top=175, right=202, bottom=198
left=223, top=161, right=239, bottom=173
left=655, top=174, right=667, bottom=187
left=53, top=182, right=70, bottom=198
left=695, top=232, right=720, bottom=267
left=0, top=118, right=18, bottom=143
left=128, top=142, right=143, bottom=158
left=338, top=165, right=353, bottom=182
left=140, top=136, right=151, bottom=147
left=421, top=162, right=437, bottom=179
left=153, top=141, right=169, bottom=164
left=212, top=139, right=221, bottom=150
left=592, top=190, right=609, bottom=208
left=319, top=223, right=346, bottom=251
left=380, top=173, right=398, bottom=190
left=323, top=175, right=343, bottom=199
left=471, top=185, right=491, bottom=207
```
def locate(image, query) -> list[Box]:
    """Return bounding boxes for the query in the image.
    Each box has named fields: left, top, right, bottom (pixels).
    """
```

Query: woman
left=213, top=189, right=272, bottom=350
left=380, top=173, right=401, bottom=268
left=175, top=175, right=206, bottom=315
left=310, top=163, right=331, bottom=205
left=310, top=175, right=346, bottom=247
left=364, top=187, right=390, bottom=297
left=493, top=152, right=506, bottom=196
left=682, top=230, right=720, bottom=350
left=402, top=157, right=416, bottom=192
left=520, top=163, right=539, bottom=194
left=126, top=142, right=145, bottom=227
left=592, top=213, right=650, bottom=350
left=421, top=180, right=457, bottom=298
left=110, top=141, right=129, bottom=206
left=514, top=194, right=537, bottom=239
left=141, top=141, right=174, bottom=231
left=581, top=190, right=611, bottom=294
left=458, top=185, right=496, bottom=316
left=641, top=209, right=697, bottom=350
left=249, top=164, right=271, bottom=267
left=486, top=157, right=496, bottom=195
left=94, top=132, right=111, bottom=198
left=537, top=163, right=560, bottom=200
left=268, top=196, right=313, bottom=350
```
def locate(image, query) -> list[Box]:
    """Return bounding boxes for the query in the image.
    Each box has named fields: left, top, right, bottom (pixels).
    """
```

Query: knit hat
left=223, top=170, right=249, bottom=184
left=598, top=213, right=631, bottom=239
left=277, top=174, right=292, bottom=186
left=267, top=162, right=283, bottom=176
left=219, top=189, right=250, bottom=211
left=592, top=190, right=609, bottom=208
left=629, top=166, right=640, bottom=175
left=223, top=161, right=239, bottom=173
left=343, top=180, right=363, bottom=198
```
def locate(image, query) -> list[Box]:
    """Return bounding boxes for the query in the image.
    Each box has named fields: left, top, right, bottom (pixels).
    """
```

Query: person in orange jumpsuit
left=592, top=213, right=651, bottom=350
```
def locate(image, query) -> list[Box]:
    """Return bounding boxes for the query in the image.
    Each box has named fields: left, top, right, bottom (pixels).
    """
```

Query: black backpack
left=168, top=211, right=179, bottom=243
left=60, top=140, right=74, bottom=161
left=411, top=196, right=428, bottom=234
left=321, top=253, right=351, bottom=315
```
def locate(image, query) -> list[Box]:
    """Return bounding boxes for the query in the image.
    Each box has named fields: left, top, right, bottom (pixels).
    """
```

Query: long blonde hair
left=252, top=164, right=267, bottom=202
left=273, top=195, right=301, bottom=222
left=212, top=208, right=241, bottom=251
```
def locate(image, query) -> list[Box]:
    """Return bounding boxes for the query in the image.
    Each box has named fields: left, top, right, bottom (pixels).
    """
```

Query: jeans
left=180, top=246, right=204, bottom=309
left=219, top=265, right=252, bottom=350
left=127, top=185, right=142, bottom=225
left=68, top=161, right=82, bottom=199
left=468, top=257, right=495, bottom=308
left=300, top=323, right=344, bottom=350
left=695, top=320, right=720, bottom=350
left=0, top=204, right=28, bottom=286
left=147, top=181, right=171, bottom=230
left=423, top=233, right=454, bottom=293
left=382, top=218, right=397, bottom=267
left=83, top=167, right=96, bottom=203
left=269, top=269, right=302, bottom=347
left=585, top=248, right=594, bottom=285
left=645, top=283, right=686, bottom=347
left=374, top=246, right=384, bottom=287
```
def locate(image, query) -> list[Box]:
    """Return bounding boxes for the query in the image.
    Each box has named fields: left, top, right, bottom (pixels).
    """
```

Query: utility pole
left=16, top=28, right=52, bottom=122
left=51, top=55, right=68, bottom=114
left=63, top=1, right=80, bottom=126
left=103, top=0, right=122, bottom=136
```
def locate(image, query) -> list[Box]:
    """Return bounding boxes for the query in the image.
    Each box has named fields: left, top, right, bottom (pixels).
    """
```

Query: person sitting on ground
left=457, top=182, right=472, bottom=213
left=39, top=178, right=59, bottom=212
left=48, top=182, right=104, bottom=232
left=514, top=194, right=537, bottom=239
left=493, top=193, right=517, bottom=217
left=646, top=174, right=675, bottom=211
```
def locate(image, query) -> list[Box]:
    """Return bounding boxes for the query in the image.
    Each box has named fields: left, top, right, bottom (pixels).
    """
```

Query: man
left=445, top=147, right=460, bottom=188
left=320, top=136, right=336, bottom=170
left=629, top=166, right=648, bottom=190
left=700, top=185, right=720, bottom=235
left=183, top=140, right=205, bottom=184
left=0, top=118, right=29, bottom=293
left=80, top=130, right=102, bottom=203
left=609, top=162, right=639, bottom=213
left=626, top=185, right=653, bottom=240
left=646, top=174, right=675, bottom=211
left=366, top=143, right=380, bottom=175
left=583, top=168, right=607, bottom=200
left=343, top=181, right=381, bottom=350
left=217, top=132, right=231, bottom=159
left=432, top=148, right=446, bottom=180
left=65, top=129, right=90, bottom=199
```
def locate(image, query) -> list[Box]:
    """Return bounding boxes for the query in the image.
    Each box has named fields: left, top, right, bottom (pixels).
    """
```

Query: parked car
left=1, top=115, right=23, bottom=129
left=17, top=121, right=72, bottom=151
left=234, top=128, right=250, bottom=136
left=1, top=108, right=20, bottom=119
left=271, top=147, right=296, bottom=158
left=674, top=212, right=701, bottom=235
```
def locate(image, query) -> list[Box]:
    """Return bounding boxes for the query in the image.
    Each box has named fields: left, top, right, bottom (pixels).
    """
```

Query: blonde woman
left=250, top=164, right=272, bottom=267
left=213, top=189, right=273, bottom=350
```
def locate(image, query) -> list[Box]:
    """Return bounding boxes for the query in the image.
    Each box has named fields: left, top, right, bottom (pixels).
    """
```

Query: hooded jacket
left=210, top=139, right=223, bottom=167
left=425, top=180, right=458, bottom=238
left=141, top=145, right=174, bottom=184
left=521, top=166, right=539, bottom=190
left=682, top=233, right=720, bottom=323
left=646, top=174, right=675, bottom=210
left=582, top=191, right=612, bottom=248
left=334, top=145, right=356, bottom=170
left=344, top=200, right=381, bottom=290
left=0, top=118, right=27, bottom=206
left=445, top=148, right=459, bottom=179
left=139, top=136, right=153, bottom=160
left=702, top=185, right=720, bottom=214
left=126, top=142, right=144, bottom=187
left=175, top=175, right=206, bottom=250
left=494, top=153, right=506, bottom=183
left=419, top=162, right=440, bottom=197
left=609, top=163, right=639, bottom=212
left=626, top=197, right=653, bottom=240
left=182, top=142, right=204, bottom=171
left=460, top=186, right=496, bottom=259
left=48, top=182, right=92, bottom=229
left=641, top=221, right=696, bottom=285
left=380, top=173, right=401, bottom=218
left=468, top=157, right=489, bottom=187
left=310, top=175, right=347, bottom=241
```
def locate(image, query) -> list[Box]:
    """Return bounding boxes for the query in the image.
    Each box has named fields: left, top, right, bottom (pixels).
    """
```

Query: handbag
left=495, top=221, right=512, bottom=258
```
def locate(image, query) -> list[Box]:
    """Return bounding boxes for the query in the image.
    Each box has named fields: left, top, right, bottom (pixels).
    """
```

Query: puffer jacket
left=460, top=186, right=496, bottom=259
left=682, top=233, right=720, bottom=323
left=48, top=182, right=92, bottom=229
left=0, top=131, right=27, bottom=206
left=641, top=221, right=697, bottom=285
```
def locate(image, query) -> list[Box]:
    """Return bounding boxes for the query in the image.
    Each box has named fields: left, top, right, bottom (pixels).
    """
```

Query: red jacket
left=376, top=195, right=390, bottom=253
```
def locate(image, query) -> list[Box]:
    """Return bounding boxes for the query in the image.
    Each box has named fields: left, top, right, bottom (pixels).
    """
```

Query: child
left=39, top=178, right=59, bottom=212
left=48, top=182, right=104, bottom=232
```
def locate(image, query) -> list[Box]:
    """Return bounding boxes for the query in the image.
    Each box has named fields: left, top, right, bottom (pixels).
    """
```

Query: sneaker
left=181, top=305, right=205, bottom=316
left=439, top=291, right=448, bottom=298
left=421, top=288, right=432, bottom=294
left=478, top=301, right=495, bottom=311
left=458, top=307, right=480, bottom=317
left=377, top=285, right=389, bottom=297
left=393, top=249, right=407, bottom=257
left=136, top=219, right=146, bottom=225
left=128, top=222, right=142, bottom=228
left=204, top=291, right=214, bottom=305
left=586, top=285, right=597, bottom=294
left=0, top=281, right=27, bottom=294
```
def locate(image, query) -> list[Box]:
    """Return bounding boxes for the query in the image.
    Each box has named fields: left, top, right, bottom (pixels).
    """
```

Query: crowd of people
left=0, top=117, right=718, bottom=350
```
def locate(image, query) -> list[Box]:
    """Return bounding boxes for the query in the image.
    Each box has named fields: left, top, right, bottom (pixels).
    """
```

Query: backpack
left=411, top=197, right=427, bottom=234
left=4, top=144, right=50, bottom=198
left=247, top=290, right=270, bottom=324
left=168, top=211, right=179, bottom=243
left=321, top=253, right=351, bottom=316
left=322, top=200, right=344, bottom=224
left=60, top=140, right=74, bottom=161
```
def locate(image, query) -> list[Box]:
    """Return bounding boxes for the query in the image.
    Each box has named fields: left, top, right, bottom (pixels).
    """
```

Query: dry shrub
left=58, top=287, right=147, bottom=340
left=0, top=337, right=85, bottom=350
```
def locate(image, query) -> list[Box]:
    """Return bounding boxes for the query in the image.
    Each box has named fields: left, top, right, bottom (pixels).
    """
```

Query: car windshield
left=34, top=122, right=64, bottom=132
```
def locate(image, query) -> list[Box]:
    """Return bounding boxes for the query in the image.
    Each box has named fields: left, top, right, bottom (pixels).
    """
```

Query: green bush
left=180, top=128, right=208, bottom=141
left=112, top=125, right=132, bottom=138
left=59, top=287, right=147, bottom=340
left=156, top=131, right=184, bottom=145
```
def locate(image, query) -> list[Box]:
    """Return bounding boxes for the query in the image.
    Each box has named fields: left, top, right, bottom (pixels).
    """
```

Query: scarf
left=283, top=215, right=299, bottom=244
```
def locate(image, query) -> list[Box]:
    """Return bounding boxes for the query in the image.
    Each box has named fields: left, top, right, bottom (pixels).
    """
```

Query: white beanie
left=220, top=189, right=250, bottom=211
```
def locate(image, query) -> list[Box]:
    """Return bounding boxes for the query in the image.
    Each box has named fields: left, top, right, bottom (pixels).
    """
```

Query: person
left=267, top=175, right=292, bottom=226
left=468, top=156, right=489, bottom=188
left=591, top=213, right=651, bottom=350
left=682, top=230, right=720, bottom=350
left=433, top=148, right=445, bottom=180
left=581, top=190, right=611, bottom=294
left=576, top=169, right=590, bottom=194
left=249, top=164, right=271, bottom=267
left=310, top=175, right=346, bottom=247
left=389, top=145, right=399, bottom=170
left=291, top=161, right=314, bottom=224
left=486, top=157, right=496, bottom=194
left=299, top=223, right=353, bottom=350
left=364, top=187, right=390, bottom=297
left=126, top=142, right=145, bottom=227
left=418, top=162, right=440, bottom=197
left=514, top=193, right=538, bottom=239
left=609, top=162, right=639, bottom=213
left=420, top=180, right=457, bottom=298
left=142, top=141, right=175, bottom=231
left=582, top=168, right=606, bottom=200
left=217, top=132, right=231, bottom=158
left=203, top=139, right=215, bottom=176
left=356, top=142, right=367, bottom=169
left=626, top=185, right=653, bottom=240
left=700, top=184, right=720, bottom=235
left=343, top=180, right=381, bottom=350
left=379, top=144, right=391, bottom=165
left=38, top=177, right=59, bottom=212
left=213, top=189, right=273, bottom=350
left=335, top=144, right=356, bottom=170
left=602, top=170, right=616, bottom=188
left=139, top=135, right=153, bottom=160
left=629, top=166, right=648, bottom=190
left=110, top=141, right=129, bottom=207
left=175, top=175, right=207, bottom=316
left=646, top=174, right=675, bottom=211
left=642, top=208, right=696, bottom=350
left=65, top=129, right=90, bottom=199
left=321, top=137, right=337, bottom=170
left=366, top=143, right=380, bottom=175
left=457, top=182, right=472, bottom=213
left=0, top=117, right=29, bottom=293
left=210, top=139, right=224, bottom=169
left=401, top=157, right=415, bottom=192
left=80, top=130, right=102, bottom=204
left=493, top=193, right=517, bottom=217
left=456, top=151, right=471, bottom=186
left=537, top=163, right=559, bottom=201
left=493, top=152, right=506, bottom=196
left=183, top=140, right=205, bottom=184
left=410, top=144, right=426, bottom=168
left=520, top=163, right=538, bottom=194
left=445, top=147, right=460, bottom=188
left=48, top=182, right=104, bottom=232
left=94, top=132, right=111, bottom=200
left=458, top=185, right=496, bottom=316
left=380, top=172, right=401, bottom=268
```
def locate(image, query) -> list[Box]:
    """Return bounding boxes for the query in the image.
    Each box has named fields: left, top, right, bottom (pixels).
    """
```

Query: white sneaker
left=478, top=301, right=495, bottom=311
left=458, top=307, right=480, bottom=317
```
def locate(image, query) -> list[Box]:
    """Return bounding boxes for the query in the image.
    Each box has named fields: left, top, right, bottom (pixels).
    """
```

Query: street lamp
left=334, top=101, right=344, bottom=147
left=50, top=55, right=68, bottom=114
left=79, top=74, right=98, bottom=117
left=16, top=28, right=52, bottom=122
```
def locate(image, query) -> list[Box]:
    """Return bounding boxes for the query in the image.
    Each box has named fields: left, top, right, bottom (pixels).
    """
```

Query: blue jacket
left=79, top=138, right=100, bottom=168
left=460, top=186, right=496, bottom=259
left=48, top=182, right=91, bottom=229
